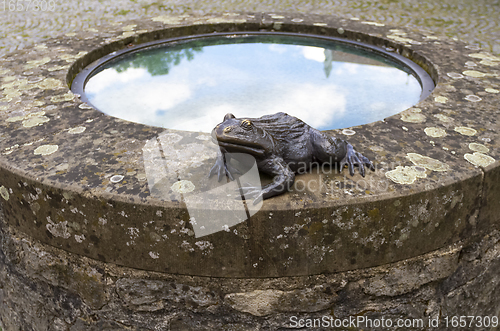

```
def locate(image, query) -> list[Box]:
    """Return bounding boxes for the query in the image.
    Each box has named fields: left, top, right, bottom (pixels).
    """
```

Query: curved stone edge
left=2, top=210, right=500, bottom=330
left=0, top=12, right=499, bottom=277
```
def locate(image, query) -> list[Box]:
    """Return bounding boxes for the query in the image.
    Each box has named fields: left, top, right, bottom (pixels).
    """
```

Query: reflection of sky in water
left=85, top=37, right=422, bottom=132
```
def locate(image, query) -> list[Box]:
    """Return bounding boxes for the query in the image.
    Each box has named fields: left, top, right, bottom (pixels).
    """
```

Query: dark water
left=85, top=35, right=423, bottom=132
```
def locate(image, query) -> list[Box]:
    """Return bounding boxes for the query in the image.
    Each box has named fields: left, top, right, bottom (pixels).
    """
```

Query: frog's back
left=248, top=112, right=311, bottom=143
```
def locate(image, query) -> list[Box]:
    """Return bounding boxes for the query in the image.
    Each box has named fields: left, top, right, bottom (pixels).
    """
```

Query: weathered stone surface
left=2, top=212, right=500, bottom=330
left=224, top=286, right=336, bottom=316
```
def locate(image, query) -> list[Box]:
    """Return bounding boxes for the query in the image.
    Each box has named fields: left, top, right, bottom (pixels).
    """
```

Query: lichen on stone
left=434, top=96, right=448, bottom=103
left=464, top=95, right=482, bottom=102
left=468, top=143, right=489, bottom=153
left=24, top=57, right=51, bottom=70
left=463, top=70, right=489, bottom=78
left=406, top=153, right=450, bottom=172
left=454, top=126, right=477, bottom=136
left=0, top=185, right=9, bottom=201
left=151, top=15, right=183, bottom=24
left=68, top=126, right=86, bottom=134
left=485, top=88, right=499, bottom=93
left=400, top=108, right=426, bottom=123
left=424, top=127, right=447, bottom=138
left=434, top=114, right=453, bottom=123
left=385, top=165, right=428, bottom=184
left=34, top=144, right=58, bottom=156
left=36, top=78, right=64, bottom=90
left=464, top=152, right=495, bottom=167
left=171, top=180, right=195, bottom=193
left=50, top=92, right=75, bottom=103
left=468, top=52, right=500, bottom=62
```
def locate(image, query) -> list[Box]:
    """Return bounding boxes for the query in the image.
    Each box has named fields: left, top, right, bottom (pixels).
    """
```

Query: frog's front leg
left=312, top=132, right=374, bottom=177
left=209, top=149, right=241, bottom=181
left=239, top=156, right=295, bottom=204
left=338, top=143, right=375, bottom=177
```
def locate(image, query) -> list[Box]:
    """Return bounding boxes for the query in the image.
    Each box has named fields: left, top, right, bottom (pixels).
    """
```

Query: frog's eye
left=241, top=119, right=252, bottom=130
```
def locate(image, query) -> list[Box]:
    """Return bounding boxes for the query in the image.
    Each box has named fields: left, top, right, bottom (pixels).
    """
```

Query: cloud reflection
left=84, top=39, right=421, bottom=132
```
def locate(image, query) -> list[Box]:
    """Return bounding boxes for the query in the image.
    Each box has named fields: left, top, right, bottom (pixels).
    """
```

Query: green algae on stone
left=464, top=152, right=496, bottom=167
left=406, top=153, right=450, bottom=171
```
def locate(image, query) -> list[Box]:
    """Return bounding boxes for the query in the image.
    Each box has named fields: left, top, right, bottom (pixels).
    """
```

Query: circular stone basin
left=73, top=33, right=434, bottom=132
left=1, top=13, right=499, bottom=279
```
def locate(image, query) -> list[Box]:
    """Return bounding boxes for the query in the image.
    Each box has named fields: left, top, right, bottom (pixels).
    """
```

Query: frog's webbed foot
left=339, top=143, right=375, bottom=177
left=209, top=152, right=241, bottom=181
left=237, top=158, right=295, bottom=205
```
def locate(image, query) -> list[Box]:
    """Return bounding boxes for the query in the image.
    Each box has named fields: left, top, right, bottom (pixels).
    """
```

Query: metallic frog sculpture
left=210, top=112, right=374, bottom=202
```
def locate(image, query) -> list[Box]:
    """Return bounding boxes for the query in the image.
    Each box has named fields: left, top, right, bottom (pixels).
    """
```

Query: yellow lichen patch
left=485, top=88, right=499, bottom=93
left=389, top=29, right=406, bottom=35
left=464, top=152, right=495, bottom=167
left=48, top=65, right=70, bottom=72
left=171, top=180, right=195, bottom=193
left=85, top=28, right=98, bottom=33
left=463, top=70, right=490, bottom=78
left=400, top=108, right=426, bottom=123
left=37, top=78, right=64, bottom=90
left=24, top=57, right=51, bottom=70
left=387, top=35, right=414, bottom=44
left=207, top=17, right=247, bottom=24
left=121, top=31, right=136, bottom=38
left=51, top=92, right=75, bottom=103
left=0, top=185, right=10, bottom=201
left=385, top=166, right=427, bottom=184
left=35, top=44, right=47, bottom=50
left=361, top=21, right=385, bottom=26
left=468, top=53, right=500, bottom=62
left=34, top=144, right=58, bottom=156
left=122, top=24, right=136, bottom=31
left=0, top=186, right=9, bottom=201
left=434, top=114, right=453, bottom=123
left=1, top=76, right=16, bottom=83
left=469, top=143, right=489, bottom=153
left=151, top=15, right=183, bottom=24
left=406, top=153, right=450, bottom=172
left=425, top=36, right=439, bottom=40
left=58, top=51, right=88, bottom=63
left=65, top=32, right=77, bottom=37
left=424, top=127, right=447, bottom=138
left=22, top=115, right=50, bottom=128
left=68, top=126, right=86, bottom=134
left=480, top=60, right=499, bottom=66
left=464, top=95, right=482, bottom=102
left=454, top=126, right=477, bottom=136
left=434, top=96, right=448, bottom=103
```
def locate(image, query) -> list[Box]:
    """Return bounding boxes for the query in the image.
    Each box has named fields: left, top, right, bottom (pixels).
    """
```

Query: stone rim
left=0, top=12, right=498, bottom=277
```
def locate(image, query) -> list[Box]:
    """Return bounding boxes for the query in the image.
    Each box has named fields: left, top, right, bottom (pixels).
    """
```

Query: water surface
left=85, top=35, right=423, bottom=132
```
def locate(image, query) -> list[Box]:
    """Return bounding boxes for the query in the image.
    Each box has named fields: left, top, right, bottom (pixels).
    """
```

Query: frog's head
left=212, top=113, right=275, bottom=157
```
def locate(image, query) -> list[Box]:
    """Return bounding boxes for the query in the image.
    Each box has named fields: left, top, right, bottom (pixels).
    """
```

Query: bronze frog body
left=210, top=112, right=374, bottom=202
